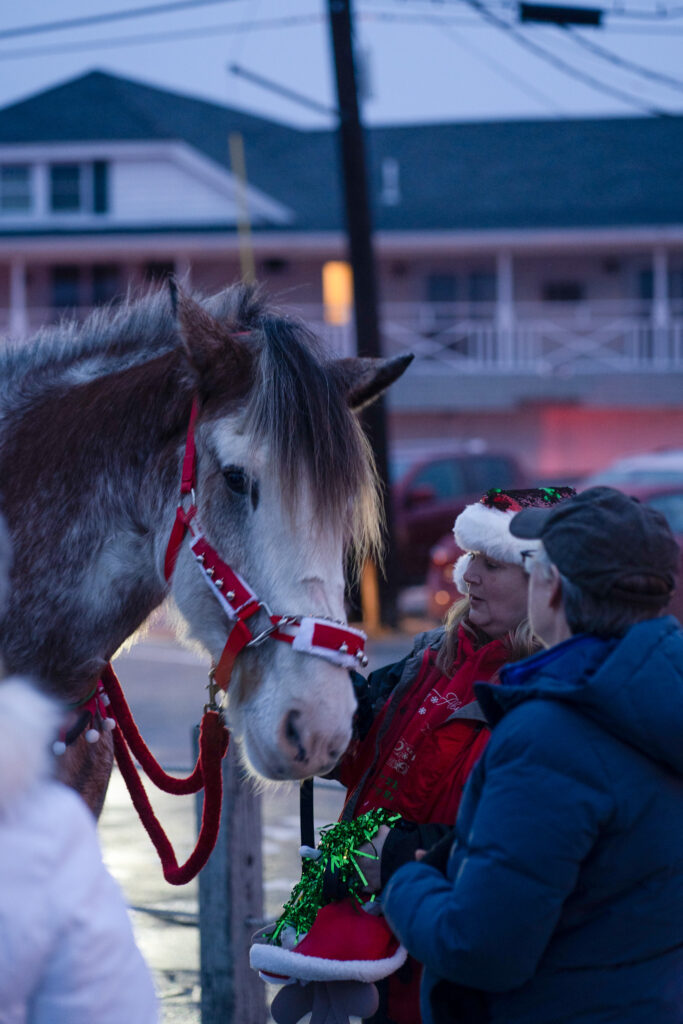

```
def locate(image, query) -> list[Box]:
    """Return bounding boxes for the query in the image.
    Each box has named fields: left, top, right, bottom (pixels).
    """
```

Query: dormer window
left=50, top=164, right=81, bottom=211
left=49, top=160, right=109, bottom=215
left=0, top=165, right=31, bottom=212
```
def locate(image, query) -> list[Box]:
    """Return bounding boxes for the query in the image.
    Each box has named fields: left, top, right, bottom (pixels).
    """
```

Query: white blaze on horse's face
left=171, top=415, right=355, bottom=781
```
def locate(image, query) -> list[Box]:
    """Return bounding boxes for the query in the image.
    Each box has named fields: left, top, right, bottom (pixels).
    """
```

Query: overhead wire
left=561, top=24, right=683, bottom=92
left=459, top=0, right=674, bottom=114
left=0, top=0, right=243, bottom=42
left=359, top=2, right=683, bottom=31
left=364, top=0, right=683, bottom=19
left=0, top=15, right=322, bottom=63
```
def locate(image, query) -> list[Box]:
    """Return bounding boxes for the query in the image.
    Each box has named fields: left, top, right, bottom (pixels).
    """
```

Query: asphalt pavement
left=99, top=612, right=421, bottom=1024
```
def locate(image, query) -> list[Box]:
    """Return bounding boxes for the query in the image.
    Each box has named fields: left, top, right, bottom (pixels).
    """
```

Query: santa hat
left=453, top=486, right=575, bottom=595
left=250, top=898, right=406, bottom=985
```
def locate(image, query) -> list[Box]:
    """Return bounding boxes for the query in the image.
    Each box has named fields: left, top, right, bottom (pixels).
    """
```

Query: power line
left=366, top=0, right=683, bottom=20
left=228, top=63, right=336, bottom=116
left=0, top=0, right=242, bottom=42
left=562, top=23, right=683, bottom=92
left=607, top=2, right=683, bottom=17
left=361, top=5, right=683, bottom=31
left=0, top=14, right=321, bottom=63
left=461, top=0, right=674, bottom=114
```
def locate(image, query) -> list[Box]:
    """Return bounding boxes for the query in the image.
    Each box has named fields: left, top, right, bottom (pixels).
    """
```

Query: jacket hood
left=477, top=616, right=683, bottom=775
left=0, top=679, right=61, bottom=812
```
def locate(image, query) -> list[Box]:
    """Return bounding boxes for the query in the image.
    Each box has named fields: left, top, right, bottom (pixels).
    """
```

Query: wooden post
left=360, top=559, right=381, bottom=636
left=195, top=734, right=266, bottom=1023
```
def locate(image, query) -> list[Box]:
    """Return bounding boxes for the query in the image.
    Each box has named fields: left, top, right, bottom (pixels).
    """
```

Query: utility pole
left=327, top=0, right=398, bottom=629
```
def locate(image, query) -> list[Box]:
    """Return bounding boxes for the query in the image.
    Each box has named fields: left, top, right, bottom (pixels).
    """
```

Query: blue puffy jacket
left=383, top=616, right=683, bottom=1024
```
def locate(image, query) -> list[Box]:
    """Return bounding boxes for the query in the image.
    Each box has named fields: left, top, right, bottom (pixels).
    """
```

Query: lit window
left=0, top=165, right=31, bottom=212
left=322, top=261, right=353, bottom=325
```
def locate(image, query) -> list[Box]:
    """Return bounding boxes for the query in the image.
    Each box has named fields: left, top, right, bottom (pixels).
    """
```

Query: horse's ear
left=332, top=353, right=413, bottom=411
left=173, top=285, right=250, bottom=387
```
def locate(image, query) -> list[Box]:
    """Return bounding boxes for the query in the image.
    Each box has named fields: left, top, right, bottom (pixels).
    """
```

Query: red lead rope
left=102, top=663, right=229, bottom=885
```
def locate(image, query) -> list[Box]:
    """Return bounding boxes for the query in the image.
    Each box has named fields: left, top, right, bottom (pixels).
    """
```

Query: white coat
left=0, top=680, right=158, bottom=1024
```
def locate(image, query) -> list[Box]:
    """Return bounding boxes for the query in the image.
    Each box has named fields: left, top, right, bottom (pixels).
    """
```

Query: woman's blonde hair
left=436, top=596, right=539, bottom=675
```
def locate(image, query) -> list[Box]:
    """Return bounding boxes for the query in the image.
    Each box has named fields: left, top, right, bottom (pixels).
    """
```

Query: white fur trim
left=453, top=552, right=472, bottom=596
left=0, top=678, right=62, bottom=811
left=453, top=502, right=539, bottom=569
left=250, top=938, right=407, bottom=983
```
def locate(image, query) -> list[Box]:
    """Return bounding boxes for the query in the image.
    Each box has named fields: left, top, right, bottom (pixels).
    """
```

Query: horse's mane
left=0, top=287, right=179, bottom=410
left=0, top=283, right=381, bottom=569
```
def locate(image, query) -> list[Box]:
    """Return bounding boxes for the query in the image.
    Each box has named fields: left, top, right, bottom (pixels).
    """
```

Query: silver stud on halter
left=226, top=590, right=235, bottom=601
left=197, top=554, right=205, bottom=565
left=215, top=579, right=224, bottom=589
left=339, top=641, right=349, bottom=654
left=206, top=567, right=214, bottom=578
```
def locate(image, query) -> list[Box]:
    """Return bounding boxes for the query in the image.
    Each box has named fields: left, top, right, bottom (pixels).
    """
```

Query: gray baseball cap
left=510, top=486, right=679, bottom=602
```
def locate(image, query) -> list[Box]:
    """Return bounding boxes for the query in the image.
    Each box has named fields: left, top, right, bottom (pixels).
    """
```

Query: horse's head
left=165, top=287, right=411, bottom=781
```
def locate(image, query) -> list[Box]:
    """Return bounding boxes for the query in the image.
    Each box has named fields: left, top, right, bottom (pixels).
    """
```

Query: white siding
left=112, top=157, right=240, bottom=224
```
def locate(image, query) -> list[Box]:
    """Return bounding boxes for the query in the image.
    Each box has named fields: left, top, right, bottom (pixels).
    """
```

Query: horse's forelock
left=242, top=310, right=381, bottom=572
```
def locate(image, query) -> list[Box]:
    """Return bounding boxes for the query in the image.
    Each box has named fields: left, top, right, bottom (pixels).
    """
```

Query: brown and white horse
left=0, top=282, right=410, bottom=813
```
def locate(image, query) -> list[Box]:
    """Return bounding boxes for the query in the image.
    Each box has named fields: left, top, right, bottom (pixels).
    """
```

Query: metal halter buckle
left=205, top=669, right=220, bottom=712
left=246, top=615, right=298, bottom=648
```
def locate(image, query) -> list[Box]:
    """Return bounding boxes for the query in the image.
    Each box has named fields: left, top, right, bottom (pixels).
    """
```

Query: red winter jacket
left=339, top=623, right=509, bottom=824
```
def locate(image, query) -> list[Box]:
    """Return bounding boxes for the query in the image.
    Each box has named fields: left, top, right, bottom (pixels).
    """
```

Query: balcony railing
left=4, top=300, right=683, bottom=375
left=300, top=300, right=683, bottom=375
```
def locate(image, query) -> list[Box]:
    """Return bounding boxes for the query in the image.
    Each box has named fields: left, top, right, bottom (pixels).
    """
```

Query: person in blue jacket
left=383, top=485, right=683, bottom=1024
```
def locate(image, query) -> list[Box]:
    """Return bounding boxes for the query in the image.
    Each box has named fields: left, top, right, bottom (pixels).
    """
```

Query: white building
left=1, top=70, right=682, bottom=477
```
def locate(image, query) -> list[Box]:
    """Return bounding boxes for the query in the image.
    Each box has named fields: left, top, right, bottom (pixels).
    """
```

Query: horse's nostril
left=285, top=709, right=300, bottom=743
left=284, top=709, right=307, bottom=764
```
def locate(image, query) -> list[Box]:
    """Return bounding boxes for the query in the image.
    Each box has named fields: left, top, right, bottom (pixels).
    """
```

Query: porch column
left=9, top=259, right=28, bottom=340
left=652, top=246, right=670, bottom=364
left=496, top=250, right=515, bottom=368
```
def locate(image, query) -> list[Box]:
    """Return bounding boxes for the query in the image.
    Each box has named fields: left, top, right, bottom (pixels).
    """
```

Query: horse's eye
left=223, top=466, right=248, bottom=495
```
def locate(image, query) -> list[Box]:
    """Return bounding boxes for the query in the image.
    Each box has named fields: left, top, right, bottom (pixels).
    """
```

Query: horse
left=0, top=282, right=411, bottom=815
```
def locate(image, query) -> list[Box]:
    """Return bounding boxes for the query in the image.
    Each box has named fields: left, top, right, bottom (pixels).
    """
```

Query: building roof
left=1, top=69, right=682, bottom=234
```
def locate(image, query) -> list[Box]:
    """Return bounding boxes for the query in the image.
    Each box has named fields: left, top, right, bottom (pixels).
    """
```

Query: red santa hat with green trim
left=453, top=486, right=576, bottom=595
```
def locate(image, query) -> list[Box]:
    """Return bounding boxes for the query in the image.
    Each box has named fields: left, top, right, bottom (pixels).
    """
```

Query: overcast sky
left=1, top=0, right=683, bottom=128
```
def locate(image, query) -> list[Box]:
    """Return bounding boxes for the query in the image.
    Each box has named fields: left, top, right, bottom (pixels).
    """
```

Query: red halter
left=163, top=398, right=368, bottom=693
left=97, top=397, right=367, bottom=885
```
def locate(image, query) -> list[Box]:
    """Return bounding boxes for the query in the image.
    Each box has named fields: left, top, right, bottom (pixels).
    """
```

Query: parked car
left=425, top=481, right=683, bottom=624
left=390, top=445, right=528, bottom=583
left=581, top=449, right=683, bottom=490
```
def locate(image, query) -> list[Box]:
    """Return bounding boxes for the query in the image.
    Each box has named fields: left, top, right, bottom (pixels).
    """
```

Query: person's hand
left=321, top=824, right=391, bottom=900
left=415, top=849, right=426, bottom=860
left=356, top=824, right=391, bottom=893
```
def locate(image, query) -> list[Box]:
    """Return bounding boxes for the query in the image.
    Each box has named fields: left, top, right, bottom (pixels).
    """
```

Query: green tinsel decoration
left=266, top=808, right=401, bottom=946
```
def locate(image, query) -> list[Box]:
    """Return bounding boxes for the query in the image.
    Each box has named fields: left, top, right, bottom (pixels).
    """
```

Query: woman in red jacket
left=333, top=486, right=574, bottom=1024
